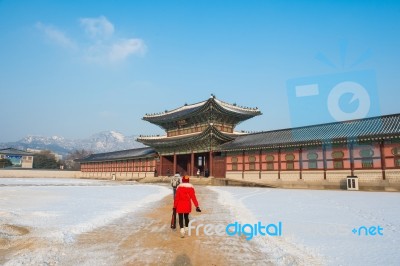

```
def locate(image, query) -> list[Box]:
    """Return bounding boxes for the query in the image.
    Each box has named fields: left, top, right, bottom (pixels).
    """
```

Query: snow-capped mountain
left=0, top=131, right=146, bottom=156
left=78, top=130, right=144, bottom=153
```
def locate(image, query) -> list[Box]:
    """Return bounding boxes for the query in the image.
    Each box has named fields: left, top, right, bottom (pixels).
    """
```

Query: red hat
left=182, top=175, right=190, bottom=183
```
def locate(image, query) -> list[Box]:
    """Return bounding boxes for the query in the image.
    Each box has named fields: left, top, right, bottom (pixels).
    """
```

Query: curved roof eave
left=138, top=125, right=236, bottom=148
left=142, top=97, right=261, bottom=125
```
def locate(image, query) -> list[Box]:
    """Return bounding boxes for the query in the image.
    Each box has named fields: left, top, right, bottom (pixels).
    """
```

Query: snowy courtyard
left=0, top=178, right=399, bottom=265
left=209, top=186, right=400, bottom=266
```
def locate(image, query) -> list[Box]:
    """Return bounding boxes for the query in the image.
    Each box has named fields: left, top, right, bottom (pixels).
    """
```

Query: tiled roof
left=144, top=101, right=205, bottom=121
left=77, top=147, right=156, bottom=162
left=137, top=125, right=236, bottom=147
left=143, top=96, right=261, bottom=123
left=219, top=113, right=400, bottom=151
left=0, top=148, right=34, bottom=156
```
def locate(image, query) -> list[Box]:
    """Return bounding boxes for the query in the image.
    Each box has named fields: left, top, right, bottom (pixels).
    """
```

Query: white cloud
left=108, top=38, right=146, bottom=62
left=80, top=16, right=114, bottom=39
left=36, top=22, right=77, bottom=50
left=36, top=16, right=146, bottom=65
left=84, top=38, right=146, bottom=64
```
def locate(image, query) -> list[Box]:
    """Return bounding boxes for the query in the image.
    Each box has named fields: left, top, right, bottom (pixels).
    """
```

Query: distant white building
left=0, top=148, right=34, bottom=168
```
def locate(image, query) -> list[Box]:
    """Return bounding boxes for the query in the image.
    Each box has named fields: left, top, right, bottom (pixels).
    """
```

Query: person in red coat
left=173, top=175, right=201, bottom=237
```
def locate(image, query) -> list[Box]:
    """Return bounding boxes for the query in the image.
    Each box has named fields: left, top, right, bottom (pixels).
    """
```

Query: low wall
left=0, top=169, right=81, bottom=178
left=384, top=169, right=400, bottom=184
left=80, top=171, right=155, bottom=181
left=225, top=171, right=243, bottom=180
left=224, top=170, right=400, bottom=191
left=14, top=168, right=395, bottom=191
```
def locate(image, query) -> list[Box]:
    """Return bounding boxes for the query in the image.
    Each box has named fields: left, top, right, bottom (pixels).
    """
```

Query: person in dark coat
left=173, top=175, right=201, bottom=237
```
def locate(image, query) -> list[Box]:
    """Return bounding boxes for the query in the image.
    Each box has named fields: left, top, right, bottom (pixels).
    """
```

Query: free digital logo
left=287, top=70, right=379, bottom=126
left=286, top=43, right=381, bottom=136
left=352, top=225, right=384, bottom=236
left=187, top=219, right=283, bottom=241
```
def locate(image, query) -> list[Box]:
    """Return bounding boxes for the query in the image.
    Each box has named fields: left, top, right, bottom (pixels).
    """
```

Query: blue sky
left=1, top=0, right=399, bottom=142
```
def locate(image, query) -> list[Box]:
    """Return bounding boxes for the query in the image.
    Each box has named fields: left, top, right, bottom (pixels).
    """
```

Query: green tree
left=33, top=150, right=59, bottom=169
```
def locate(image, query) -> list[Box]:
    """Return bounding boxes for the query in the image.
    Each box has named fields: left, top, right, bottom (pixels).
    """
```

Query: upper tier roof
left=142, top=96, right=261, bottom=127
left=219, top=113, right=400, bottom=151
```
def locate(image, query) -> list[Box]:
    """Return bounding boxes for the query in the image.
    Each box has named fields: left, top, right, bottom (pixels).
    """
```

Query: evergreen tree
left=33, top=150, right=59, bottom=169
left=0, top=158, right=12, bottom=168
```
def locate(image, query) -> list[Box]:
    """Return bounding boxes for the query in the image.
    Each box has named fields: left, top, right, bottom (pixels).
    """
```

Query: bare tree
left=64, top=149, right=92, bottom=170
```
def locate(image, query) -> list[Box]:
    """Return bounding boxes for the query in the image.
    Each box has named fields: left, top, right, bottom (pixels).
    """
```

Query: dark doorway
left=161, top=156, right=173, bottom=176
left=212, top=152, right=226, bottom=178
left=176, top=154, right=191, bottom=175
left=195, top=152, right=209, bottom=177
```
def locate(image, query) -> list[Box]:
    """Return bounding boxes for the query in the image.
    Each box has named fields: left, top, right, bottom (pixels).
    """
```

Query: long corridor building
left=78, top=96, right=400, bottom=191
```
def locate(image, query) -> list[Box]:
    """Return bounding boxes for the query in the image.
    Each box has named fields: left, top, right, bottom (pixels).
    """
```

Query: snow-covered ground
left=0, top=178, right=170, bottom=243
left=209, top=186, right=400, bottom=266
left=1, top=178, right=399, bottom=265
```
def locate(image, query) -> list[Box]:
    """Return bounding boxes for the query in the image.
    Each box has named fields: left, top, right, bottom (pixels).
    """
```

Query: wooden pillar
left=242, top=150, right=245, bottom=179
left=145, top=159, right=147, bottom=177
left=380, top=141, right=386, bottom=180
left=209, top=151, right=213, bottom=177
left=224, top=152, right=227, bottom=178
left=173, top=153, right=177, bottom=175
left=159, top=155, right=163, bottom=176
left=259, top=149, right=262, bottom=179
left=299, top=147, right=303, bottom=180
left=191, top=152, right=195, bottom=176
left=278, top=148, right=281, bottom=179
left=322, top=144, right=327, bottom=180
left=349, top=142, right=354, bottom=176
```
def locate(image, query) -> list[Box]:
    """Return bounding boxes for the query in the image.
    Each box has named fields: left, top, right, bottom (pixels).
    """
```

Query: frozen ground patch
left=0, top=178, right=170, bottom=243
left=0, top=177, right=111, bottom=186
left=209, top=186, right=400, bottom=266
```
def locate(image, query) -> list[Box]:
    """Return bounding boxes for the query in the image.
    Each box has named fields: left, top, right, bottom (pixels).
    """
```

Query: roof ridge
left=0, top=147, right=30, bottom=152
left=214, top=98, right=260, bottom=112
left=247, top=113, right=400, bottom=137
left=143, top=100, right=206, bottom=118
left=86, top=146, right=152, bottom=157
left=219, top=113, right=400, bottom=150
left=143, top=96, right=262, bottom=119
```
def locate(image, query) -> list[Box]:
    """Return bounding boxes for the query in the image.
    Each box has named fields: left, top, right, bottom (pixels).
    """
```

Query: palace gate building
left=137, top=95, right=261, bottom=178
left=78, top=96, right=400, bottom=190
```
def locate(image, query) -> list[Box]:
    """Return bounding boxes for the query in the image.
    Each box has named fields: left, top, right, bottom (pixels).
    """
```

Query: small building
left=0, top=148, right=34, bottom=168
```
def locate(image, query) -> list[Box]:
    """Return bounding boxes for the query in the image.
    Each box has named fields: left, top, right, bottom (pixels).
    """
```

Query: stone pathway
left=1, top=185, right=316, bottom=265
